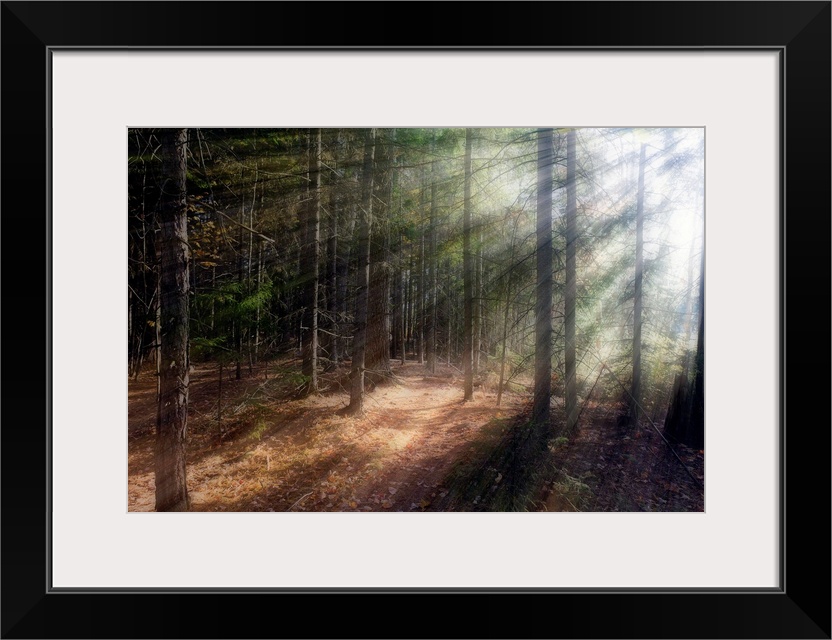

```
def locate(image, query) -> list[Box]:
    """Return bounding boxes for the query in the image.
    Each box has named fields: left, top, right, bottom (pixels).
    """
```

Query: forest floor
left=128, top=358, right=704, bottom=512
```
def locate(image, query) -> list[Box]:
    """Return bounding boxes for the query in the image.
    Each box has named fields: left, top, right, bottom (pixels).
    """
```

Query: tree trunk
left=416, top=231, right=425, bottom=365
left=400, top=265, right=406, bottom=364
left=301, top=128, right=321, bottom=394
left=390, top=150, right=406, bottom=366
left=496, top=278, right=513, bottom=408
left=630, top=142, right=646, bottom=428
left=326, top=151, right=340, bottom=369
left=255, top=240, right=262, bottom=364
left=533, top=128, right=554, bottom=428
left=393, top=240, right=406, bottom=365
left=155, top=128, right=190, bottom=512
left=463, top=128, right=475, bottom=400
left=247, top=169, right=257, bottom=376
left=403, top=241, right=412, bottom=356
left=474, top=225, right=484, bottom=375
left=445, top=257, right=452, bottom=364
left=496, top=209, right=522, bottom=408
left=324, top=216, right=338, bottom=369
left=565, top=129, right=579, bottom=434
left=426, top=140, right=438, bottom=374
left=155, top=267, right=162, bottom=399
left=209, top=265, right=216, bottom=331
left=391, top=265, right=400, bottom=362
left=681, top=185, right=702, bottom=369
left=235, top=188, right=243, bottom=381
left=349, top=129, right=375, bottom=413
left=336, top=171, right=357, bottom=362
left=366, top=130, right=393, bottom=384
left=323, top=129, right=344, bottom=369
left=665, top=247, right=704, bottom=448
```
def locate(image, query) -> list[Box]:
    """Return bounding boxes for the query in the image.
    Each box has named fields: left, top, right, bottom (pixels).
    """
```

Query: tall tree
left=496, top=208, right=522, bottom=408
left=463, top=128, right=475, bottom=400
left=300, top=129, right=321, bottom=394
left=473, top=226, right=482, bottom=376
left=366, top=129, right=394, bottom=383
left=414, top=174, right=426, bottom=367
left=565, top=129, right=579, bottom=433
left=349, top=128, right=375, bottom=413
left=336, top=145, right=358, bottom=363
left=425, top=132, right=439, bottom=374
left=533, top=128, right=554, bottom=428
left=689, top=265, right=704, bottom=448
left=665, top=247, right=704, bottom=448
left=155, top=128, right=190, bottom=512
left=681, top=186, right=703, bottom=368
left=630, top=142, right=646, bottom=427
left=324, top=130, right=342, bottom=369
left=393, top=221, right=406, bottom=364
left=235, top=172, right=244, bottom=381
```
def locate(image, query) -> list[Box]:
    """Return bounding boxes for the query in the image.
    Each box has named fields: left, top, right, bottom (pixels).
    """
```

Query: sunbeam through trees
left=128, top=127, right=705, bottom=512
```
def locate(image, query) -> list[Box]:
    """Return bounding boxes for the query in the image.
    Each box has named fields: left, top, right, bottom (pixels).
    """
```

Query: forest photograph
left=128, top=127, right=704, bottom=513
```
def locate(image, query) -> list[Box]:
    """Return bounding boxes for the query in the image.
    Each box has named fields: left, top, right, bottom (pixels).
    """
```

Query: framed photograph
left=3, top=2, right=828, bottom=638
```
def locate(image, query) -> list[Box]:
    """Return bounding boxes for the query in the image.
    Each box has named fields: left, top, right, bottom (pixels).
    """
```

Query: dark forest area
left=128, top=127, right=704, bottom=512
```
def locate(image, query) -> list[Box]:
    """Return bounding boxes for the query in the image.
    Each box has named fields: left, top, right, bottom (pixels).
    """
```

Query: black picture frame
left=2, top=2, right=829, bottom=638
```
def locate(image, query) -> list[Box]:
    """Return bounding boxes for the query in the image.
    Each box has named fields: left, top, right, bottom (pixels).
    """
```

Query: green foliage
left=190, top=336, right=232, bottom=362
left=287, top=371, right=310, bottom=388
left=193, top=279, right=272, bottom=324
left=186, top=171, right=213, bottom=191
left=249, top=419, right=268, bottom=442
left=238, top=281, right=273, bottom=314
left=552, top=436, right=570, bottom=449
left=552, top=470, right=594, bottom=511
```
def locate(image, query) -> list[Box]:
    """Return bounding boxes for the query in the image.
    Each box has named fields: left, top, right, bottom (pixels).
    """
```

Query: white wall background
left=51, top=51, right=779, bottom=588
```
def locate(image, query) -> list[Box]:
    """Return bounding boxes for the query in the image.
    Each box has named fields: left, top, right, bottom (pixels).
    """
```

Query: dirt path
left=128, top=361, right=524, bottom=512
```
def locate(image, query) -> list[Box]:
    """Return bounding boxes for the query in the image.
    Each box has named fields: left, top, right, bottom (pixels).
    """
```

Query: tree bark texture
left=565, top=129, right=579, bottom=434
left=349, top=128, right=375, bottom=413
left=366, top=130, right=393, bottom=384
left=534, top=128, right=554, bottom=429
left=325, top=131, right=341, bottom=368
left=155, top=128, right=190, bottom=512
left=426, top=138, right=438, bottom=374
left=300, top=128, right=321, bottom=394
left=463, top=128, right=475, bottom=400
left=630, top=143, right=646, bottom=427
left=665, top=247, right=704, bottom=448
